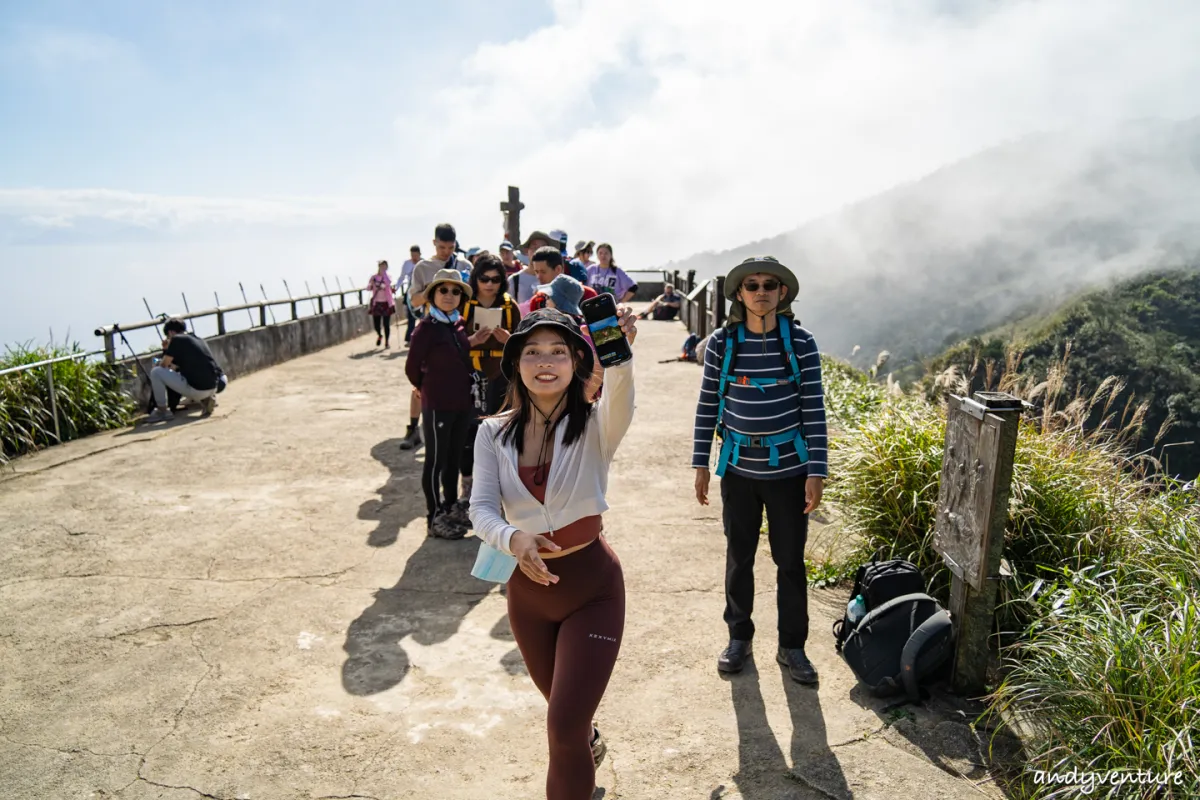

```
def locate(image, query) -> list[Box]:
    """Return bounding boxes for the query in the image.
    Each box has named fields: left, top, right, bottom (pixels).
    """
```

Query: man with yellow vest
left=456, top=252, right=522, bottom=505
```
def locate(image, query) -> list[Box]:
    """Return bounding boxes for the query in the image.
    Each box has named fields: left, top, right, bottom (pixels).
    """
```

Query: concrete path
left=0, top=319, right=1012, bottom=799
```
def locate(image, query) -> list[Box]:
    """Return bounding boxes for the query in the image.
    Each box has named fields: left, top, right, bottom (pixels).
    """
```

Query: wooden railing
left=669, top=269, right=725, bottom=341
left=93, top=290, right=366, bottom=362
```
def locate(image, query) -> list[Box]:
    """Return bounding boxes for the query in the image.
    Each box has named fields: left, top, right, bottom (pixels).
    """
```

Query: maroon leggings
left=506, top=536, right=625, bottom=800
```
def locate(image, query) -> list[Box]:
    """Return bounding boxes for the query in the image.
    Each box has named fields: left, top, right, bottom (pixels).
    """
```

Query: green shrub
left=825, top=355, right=1199, bottom=797
left=0, top=342, right=134, bottom=463
left=992, top=485, right=1200, bottom=798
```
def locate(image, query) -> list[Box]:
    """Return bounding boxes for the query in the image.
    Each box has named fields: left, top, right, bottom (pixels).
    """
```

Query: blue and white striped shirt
left=692, top=321, right=829, bottom=479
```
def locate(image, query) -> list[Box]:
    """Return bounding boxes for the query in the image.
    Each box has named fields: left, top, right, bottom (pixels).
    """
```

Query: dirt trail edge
left=0, top=319, right=1015, bottom=799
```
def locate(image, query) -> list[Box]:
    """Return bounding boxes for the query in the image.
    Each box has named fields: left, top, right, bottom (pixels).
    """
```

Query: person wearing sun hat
left=470, top=305, right=638, bottom=798
left=691, top=255, right=829, bottom=686
left=405, top=268, right=476, bottom=539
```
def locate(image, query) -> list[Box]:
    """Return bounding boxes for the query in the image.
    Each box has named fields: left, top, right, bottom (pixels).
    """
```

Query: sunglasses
left=742, top=279, right=780, bottom=293
left=477, top=275, right=503, bottom=285
left=436, top=286, right=463, bottom=297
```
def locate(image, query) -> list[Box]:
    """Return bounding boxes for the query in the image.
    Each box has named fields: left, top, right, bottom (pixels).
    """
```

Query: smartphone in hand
left=580, top=293, right=633, bottom=368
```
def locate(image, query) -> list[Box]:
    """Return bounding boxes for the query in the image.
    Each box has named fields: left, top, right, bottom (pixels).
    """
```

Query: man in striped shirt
left=692, top=256, right=828, bottom=684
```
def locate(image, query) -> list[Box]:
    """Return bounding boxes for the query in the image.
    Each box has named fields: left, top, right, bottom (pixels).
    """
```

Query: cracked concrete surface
left=0, top=321, right=1009, bottom=799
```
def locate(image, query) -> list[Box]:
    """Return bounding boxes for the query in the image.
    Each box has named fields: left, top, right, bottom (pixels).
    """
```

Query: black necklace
left=530, top=395, right=566, bottom=487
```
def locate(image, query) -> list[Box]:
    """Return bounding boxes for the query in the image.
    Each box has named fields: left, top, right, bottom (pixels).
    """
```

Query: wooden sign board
left=933, top=396, right=1008, bottom=592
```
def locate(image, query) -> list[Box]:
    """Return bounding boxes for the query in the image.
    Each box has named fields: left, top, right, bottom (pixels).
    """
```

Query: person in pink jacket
left=367, top=260, right=396, bottom=348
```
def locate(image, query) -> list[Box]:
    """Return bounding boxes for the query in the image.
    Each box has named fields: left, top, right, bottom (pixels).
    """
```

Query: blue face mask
left=429, top=307, right=462, bottom=325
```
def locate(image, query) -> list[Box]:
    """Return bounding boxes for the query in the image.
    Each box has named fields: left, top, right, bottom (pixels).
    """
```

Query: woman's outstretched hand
left=616, top=305, right=638, bottom=347
left=510, top=530, right=561, bottom=585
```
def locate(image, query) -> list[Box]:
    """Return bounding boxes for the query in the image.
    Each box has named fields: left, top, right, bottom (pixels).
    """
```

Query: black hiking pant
left=720, top=471, right=809, bottom=648
left=421, top=409, right=471, bottom=519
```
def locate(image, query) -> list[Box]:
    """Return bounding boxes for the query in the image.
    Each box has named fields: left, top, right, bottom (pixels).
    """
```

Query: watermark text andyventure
left=1032, top=768, right=1183, bottom=794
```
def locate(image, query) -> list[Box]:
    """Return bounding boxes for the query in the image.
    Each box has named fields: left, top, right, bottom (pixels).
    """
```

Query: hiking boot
left=777, top=646, right=818, bottom=685
left=445, top=499, right=471, bottom=529
left=200, top=397, right=217, bottom=418
left=146, top=408, right=174, bottom=423
left=591, top=725, right=607, bottom=768
left=399, top=426, right=422, bottom=451
left=427, top=510, right=467, bottom=540
left=717, top=639, right=752, bottom=673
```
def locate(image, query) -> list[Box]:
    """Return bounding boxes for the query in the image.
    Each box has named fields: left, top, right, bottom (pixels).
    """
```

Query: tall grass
left=823, top=348, right=1200, bottom=797
left=0, top=342, right=133, bottom=463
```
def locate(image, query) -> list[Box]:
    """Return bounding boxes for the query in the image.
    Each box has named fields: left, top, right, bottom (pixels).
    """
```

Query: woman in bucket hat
left=691, top=255, right=829, bottom=685
left=404, top=268, right=476, bottom=538
left=470, top=306, right=638, bottom=799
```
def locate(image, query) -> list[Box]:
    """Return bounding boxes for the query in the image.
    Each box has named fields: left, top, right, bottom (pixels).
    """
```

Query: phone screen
left=581, top=295, right=632, bottom=367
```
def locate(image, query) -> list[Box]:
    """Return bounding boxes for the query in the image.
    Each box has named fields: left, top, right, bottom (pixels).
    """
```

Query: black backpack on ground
left=832, top=559, right=954, bottom=704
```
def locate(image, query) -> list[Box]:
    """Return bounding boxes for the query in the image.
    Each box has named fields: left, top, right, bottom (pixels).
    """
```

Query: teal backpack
left=714, top=322, right=809, bottom=477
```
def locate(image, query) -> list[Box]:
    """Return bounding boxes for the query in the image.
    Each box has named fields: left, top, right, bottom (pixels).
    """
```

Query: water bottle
left=846, top=594, right=867, bottom=624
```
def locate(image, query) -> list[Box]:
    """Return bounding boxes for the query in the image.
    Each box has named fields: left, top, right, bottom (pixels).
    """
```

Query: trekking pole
left=305, top=280, right=317, bottom=314
left=142, top=298, right=163, bottom=341
left=239, top=282, right=255, bottom=327
left=181, top=292, right=196, bottom=333
left=260, top=284, right=277, bottom=324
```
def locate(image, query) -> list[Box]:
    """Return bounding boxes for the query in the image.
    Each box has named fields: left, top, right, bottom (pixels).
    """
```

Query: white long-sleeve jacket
left=469, top=360, right=635, bottom=554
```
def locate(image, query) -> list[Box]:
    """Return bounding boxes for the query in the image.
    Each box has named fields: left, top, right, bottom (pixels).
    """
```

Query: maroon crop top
left=518, top=460, right=602, bottom=553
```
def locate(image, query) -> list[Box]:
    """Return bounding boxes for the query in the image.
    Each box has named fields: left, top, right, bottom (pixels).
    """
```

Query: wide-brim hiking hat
left=500, top=308, right=595, bottom=381
left=425, top=268, right=473, bottom=301
left=545, top=274, right=584, bottom=317
left=520, top=230, right=556, bottom=250
left=724, top=255, right=799, bottom=326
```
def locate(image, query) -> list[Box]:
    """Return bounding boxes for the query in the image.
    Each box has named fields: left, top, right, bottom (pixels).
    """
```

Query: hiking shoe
left=146, top=408, right=174, bottom=423
left=591, top=725, right=607, bottom=768
left=399, top=427, right=422, bottom=451
left=200, top=397, right=217, bottom=418
left=428, top=511, right=467, bottom=540
left=777, top=646, right=818, bottom=685
left=445, top=498, right=471, bottom=528
left=717, top=639, right=752, bottom=673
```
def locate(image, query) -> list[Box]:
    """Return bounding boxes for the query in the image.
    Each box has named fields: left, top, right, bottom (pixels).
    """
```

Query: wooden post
left=932, top=391, right=1023, bottom=695
left=500, top=185, right=525, bottom=246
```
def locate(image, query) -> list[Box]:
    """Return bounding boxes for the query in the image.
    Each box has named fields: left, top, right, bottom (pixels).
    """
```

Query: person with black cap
left=470, top=306, right=638, bottom=800
left=691, top=255, right=829, bottom=685
left=405, top=268, right=476, bottom=539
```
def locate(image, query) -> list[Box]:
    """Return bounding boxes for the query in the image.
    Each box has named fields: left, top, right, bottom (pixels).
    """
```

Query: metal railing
left=93, top=289, right=366, bottom=362
left=0, top=350, right=106, bottom=443
left=670, top=269, right=725, bottom=341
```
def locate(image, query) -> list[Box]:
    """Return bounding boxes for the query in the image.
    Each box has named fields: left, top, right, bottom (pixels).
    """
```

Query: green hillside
left=918, top=268, right=1200, bottom=479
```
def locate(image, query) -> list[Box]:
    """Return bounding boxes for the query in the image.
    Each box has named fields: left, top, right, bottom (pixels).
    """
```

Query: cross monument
left=500, top=185, right=524, bottom=247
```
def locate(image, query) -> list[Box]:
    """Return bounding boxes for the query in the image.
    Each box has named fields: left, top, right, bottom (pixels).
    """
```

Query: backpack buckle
left=747, top=435, right=764, bottom=448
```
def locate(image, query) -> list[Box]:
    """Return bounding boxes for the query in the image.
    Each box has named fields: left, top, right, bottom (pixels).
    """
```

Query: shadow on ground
left=848, top=682, right=1027, bottom=796
left=725, top=661, right=852, bottom=800
left=357, top=438, right=424, bottom=548
left=341, top=533, right=485, bottom=694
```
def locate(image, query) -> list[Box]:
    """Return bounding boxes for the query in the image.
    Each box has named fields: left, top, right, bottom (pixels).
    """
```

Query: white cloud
left=4, top=0, right=1199, bottom=270
left=392, top=0, right=1200, bottom=266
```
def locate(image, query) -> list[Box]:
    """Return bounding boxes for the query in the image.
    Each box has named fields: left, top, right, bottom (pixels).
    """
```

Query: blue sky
left=2, top=0, right=1199, bottom=349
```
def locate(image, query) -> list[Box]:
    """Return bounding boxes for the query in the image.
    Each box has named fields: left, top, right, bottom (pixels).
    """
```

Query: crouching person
left=148, top=318, right=224, bottom=422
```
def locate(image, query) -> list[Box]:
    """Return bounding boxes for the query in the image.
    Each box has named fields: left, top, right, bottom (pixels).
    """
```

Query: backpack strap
left=900, top=609, right=954, bottom=704
left=713, top=325, right=742, bottom=477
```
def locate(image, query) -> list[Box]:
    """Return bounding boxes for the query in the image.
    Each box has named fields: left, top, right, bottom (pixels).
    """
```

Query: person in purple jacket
left=405, top=268, right=475, bottom=539
left=586, top=243, right=637, bottom=302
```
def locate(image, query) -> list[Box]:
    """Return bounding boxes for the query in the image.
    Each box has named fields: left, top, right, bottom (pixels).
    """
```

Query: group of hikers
left=143, top=222, right=828, bottom=800
left=372, top=223, right=827, bottom=800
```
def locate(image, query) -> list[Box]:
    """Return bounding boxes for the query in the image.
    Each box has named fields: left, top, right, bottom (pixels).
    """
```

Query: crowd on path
left=141, top=219, right=828, bottom=800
